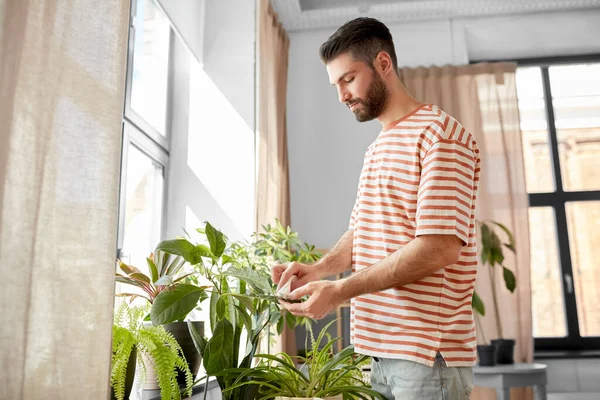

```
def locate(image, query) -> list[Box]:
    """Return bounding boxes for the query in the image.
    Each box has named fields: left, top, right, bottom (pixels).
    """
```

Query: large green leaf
left=156, top=239, right=200, bottom=264
left=216, top=296, right=226, bottom=321
left=472, top=291, right=485, bottom=316
left=204, top=319, right=234, bottom=375
left=205, top=222, right=226, bottom=258
left=503, top=266, right=517, bottom=293
left=223, top=267, right=272, bottom=294
left=150, top=284, right=205, bottom=325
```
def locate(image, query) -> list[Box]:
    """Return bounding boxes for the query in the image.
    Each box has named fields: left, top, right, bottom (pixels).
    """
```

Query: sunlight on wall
left=187, top=57, right=255, bottom=239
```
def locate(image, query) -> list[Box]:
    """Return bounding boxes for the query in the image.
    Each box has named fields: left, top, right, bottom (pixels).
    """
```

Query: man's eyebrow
left=331, top=70, right=355, bottom=86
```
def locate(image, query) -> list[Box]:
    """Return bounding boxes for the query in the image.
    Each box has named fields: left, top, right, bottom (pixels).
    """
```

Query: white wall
left=164, top=0, right=256, bottom=242
left=287, top=9, right=600, bottom=249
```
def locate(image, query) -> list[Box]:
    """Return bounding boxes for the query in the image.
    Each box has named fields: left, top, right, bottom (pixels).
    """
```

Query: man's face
left=327, top=53, right=388, bottom=122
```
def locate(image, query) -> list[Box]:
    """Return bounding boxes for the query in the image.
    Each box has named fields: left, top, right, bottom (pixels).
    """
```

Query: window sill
left=534, top=350, right=600, bottom=360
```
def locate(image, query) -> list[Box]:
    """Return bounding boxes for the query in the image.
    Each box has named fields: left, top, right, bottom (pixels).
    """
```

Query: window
left=125, top=0, right=172, bottom=147
left=516, top=56, right=600, bottom=351
left=117, top=0, right=171, bottom=273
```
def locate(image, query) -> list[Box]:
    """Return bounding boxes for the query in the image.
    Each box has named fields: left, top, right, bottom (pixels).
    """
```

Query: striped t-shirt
left=348, top=104, right=481, bottom=367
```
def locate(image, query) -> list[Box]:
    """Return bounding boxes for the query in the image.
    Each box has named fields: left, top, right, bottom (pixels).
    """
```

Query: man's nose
left=338, top=88, right=351, bottom=104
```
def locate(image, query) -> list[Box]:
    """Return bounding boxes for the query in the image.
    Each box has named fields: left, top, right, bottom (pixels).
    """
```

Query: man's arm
left=312, top=229, right=354, bottom=279
left=336, top=234, right=462, bottom=301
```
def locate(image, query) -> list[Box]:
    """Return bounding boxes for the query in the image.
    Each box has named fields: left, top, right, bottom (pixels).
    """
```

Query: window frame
left=123, top=0, right=174, bottom=151
left=515, top=54, right=600, bottom=352
left=117, top=0, right=173, bottom=260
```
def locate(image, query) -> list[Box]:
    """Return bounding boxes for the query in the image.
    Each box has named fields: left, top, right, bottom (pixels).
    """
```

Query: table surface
left=473, top=363, right=547, bottom=374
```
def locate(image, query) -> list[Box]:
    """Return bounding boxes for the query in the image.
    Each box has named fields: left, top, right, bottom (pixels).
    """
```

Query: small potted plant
left=110, top=302, right=193, bottom=400
left=115, top=249, right=208, bottom=385
left=216, top=320, right=385, bottom=400
left=472, top=220, right=517, bottom=365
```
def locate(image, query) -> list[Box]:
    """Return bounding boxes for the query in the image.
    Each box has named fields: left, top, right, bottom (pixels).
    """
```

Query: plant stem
left=488, top=265, right=504, bottom=339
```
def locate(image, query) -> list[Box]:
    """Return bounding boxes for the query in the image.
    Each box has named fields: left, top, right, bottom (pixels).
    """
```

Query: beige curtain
left=256, top=0, right=294, bottom=355
left=0, top=1, right=129, bottom=399
left=400, top=64, right=533, bottom=400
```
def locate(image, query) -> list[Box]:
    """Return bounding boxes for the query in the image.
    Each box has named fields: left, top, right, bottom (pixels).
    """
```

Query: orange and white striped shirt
left=348, top=104, right=481, bottom=367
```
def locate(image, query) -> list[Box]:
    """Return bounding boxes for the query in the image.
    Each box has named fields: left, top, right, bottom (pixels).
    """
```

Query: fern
left=111, top=302, right=193, bottom=400
left=110, top=325, right=135, bottom=400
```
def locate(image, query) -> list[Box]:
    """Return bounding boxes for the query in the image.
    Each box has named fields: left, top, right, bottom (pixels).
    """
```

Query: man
left=273, top=17, right=480, bottom=400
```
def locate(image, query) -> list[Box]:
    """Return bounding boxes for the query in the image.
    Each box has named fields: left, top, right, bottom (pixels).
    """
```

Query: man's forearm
left=337, top=235, right=462, bottom=301
left=313, top=229, right=354, bottom=279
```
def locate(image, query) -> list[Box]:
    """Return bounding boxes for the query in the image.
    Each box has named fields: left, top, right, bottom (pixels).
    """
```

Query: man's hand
left=271, top=261, right=320, bottom=293
left=279, top=280, right=345, bottom=320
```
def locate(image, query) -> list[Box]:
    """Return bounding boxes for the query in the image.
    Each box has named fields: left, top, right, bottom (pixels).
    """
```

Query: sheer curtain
left=256, top=0, right=294, bottom=355
left=399, top=64, right=533, bottom=400
left=0, top=1, right=129, bottom=398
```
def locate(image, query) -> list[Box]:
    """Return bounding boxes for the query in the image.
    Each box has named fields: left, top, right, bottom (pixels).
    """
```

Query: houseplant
left=472, top=220, right=517, bottom=365
left=155, top=221, right=278, bottom=400
left=111, top=302, right=193, bottom=400
left=228, top=218, right=322, bottom=345
left=115, top=250, right=208, bottom=385
left=154, top=220, right=323, bottom=400
left=215, top=320, right=385, bottom=400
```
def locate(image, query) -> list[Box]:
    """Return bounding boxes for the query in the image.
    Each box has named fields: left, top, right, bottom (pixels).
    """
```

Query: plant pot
left=163, top=321, right=204, bottom=387
left=111, top=346, right=137, bottom=400
left=477, top=344, right=497, bottom=366
left=274, top=396, right=343, bottom=400
left=492, top=339, right=515, bottom=364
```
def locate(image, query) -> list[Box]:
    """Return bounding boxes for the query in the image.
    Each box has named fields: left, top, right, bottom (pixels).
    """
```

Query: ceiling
left=271, top=0, right=600, bottom=32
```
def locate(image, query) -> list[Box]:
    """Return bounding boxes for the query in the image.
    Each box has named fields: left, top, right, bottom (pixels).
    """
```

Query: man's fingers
left=289, top=283, right=313, bottom=300
left=271, top=263, right=288, bottom=285
left=278, top=262, right=299, bottom=290
left=278, top=299, right=308, bottom=316
left=290, top=276, right=310, bottom=292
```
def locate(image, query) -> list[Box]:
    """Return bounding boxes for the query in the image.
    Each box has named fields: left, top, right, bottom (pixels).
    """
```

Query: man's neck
left=377, top=83, right=424, bottom=130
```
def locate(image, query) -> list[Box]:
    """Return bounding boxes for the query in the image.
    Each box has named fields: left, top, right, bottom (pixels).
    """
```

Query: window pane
left=549, top=64, right=600, bottom=191
left=516, top=67, right=555, bottom=193
left=122, top=143, right=164, bottom=269
left=565, top=201, right=600, bottom=337
left=130, top=0, right=170, bottom=136
left=529, top=207, right=567, bottom=338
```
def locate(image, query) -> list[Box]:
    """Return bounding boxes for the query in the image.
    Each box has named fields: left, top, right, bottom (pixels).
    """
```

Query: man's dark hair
left=319, top=17, right=398, bottom=71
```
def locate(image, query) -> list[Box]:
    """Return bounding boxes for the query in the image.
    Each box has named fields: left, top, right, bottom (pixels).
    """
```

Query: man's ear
left=375, top=51, right=394, bottom=77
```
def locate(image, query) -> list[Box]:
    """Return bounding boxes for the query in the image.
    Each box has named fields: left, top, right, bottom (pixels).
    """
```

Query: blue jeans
left=370, top=353, right=474, bottom=400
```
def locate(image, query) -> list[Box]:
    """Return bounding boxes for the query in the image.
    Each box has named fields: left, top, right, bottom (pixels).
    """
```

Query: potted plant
left=110, top=302, right=193, bottom=400
left=153, top=220, right=324, bottom=400
left=472, top=220, right=517, bottom=365
left=228, top=218, right=322, bottom=345
left=155, top=221, right=280, bottom=400
left=115, top=250, right=208, bottom=386
left=215, top=320, right=385, bottom=400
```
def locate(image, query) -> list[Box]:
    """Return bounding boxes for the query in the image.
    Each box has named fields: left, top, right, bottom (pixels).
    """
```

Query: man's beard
left=346, top=71, right=388, bottom=122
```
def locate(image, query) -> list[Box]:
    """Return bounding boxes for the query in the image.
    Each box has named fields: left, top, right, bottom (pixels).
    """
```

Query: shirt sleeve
left=415, top=139, right=477, bottom=245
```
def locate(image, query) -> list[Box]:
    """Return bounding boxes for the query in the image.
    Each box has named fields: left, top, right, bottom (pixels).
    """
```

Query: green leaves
left=472, top=290, right=485, bottom=316
left=503, top=266, right=516, bottom=293
left=223, top=267, right=272, bottom=294
left=204, top=319, right=234, bottom=375
left=205, top=222, right=226, bottom=258
left=155, top=239, right=213, bottom=265
left=150, top=284, right=207, bottom=325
